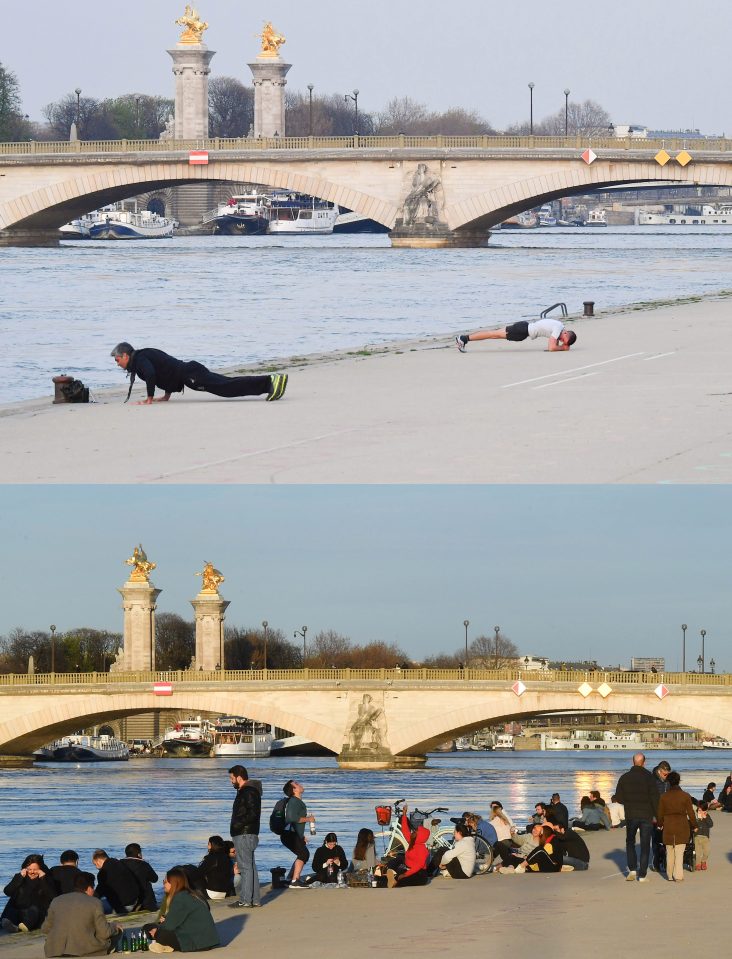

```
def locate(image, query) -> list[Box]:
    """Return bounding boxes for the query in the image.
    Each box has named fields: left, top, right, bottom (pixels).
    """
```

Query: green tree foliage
left=209, top=77, right=253, bottom=137
left=0, top=626, right=120, bottom=673
left=374, top=96, right=494, bottom=135
left=155, top=613, right=195, bottom=670
left=0, top=63, right=32, bottom=141
left=42, top=92, right=173, bottom=141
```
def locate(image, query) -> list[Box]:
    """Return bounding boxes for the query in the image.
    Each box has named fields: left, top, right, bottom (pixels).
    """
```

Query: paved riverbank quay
left=2, top=295, right=732, bottom=483
left=0, top=816, right=729, bottom=959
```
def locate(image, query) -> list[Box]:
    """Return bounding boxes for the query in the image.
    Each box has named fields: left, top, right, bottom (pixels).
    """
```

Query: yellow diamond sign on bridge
left=676, top=150, right=692, bottom=167
left=655, top=150, right=671, bottom=166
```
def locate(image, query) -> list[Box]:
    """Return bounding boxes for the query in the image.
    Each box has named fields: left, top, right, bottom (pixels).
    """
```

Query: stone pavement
left=1, top=816, right=729, bottom=959
left=2, top=297, right=732, bottom=483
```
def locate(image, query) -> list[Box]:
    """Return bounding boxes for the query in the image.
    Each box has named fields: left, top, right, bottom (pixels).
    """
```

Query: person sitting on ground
left=551, top=820, right=590, bottom=871
left=1, top=855, right=56, bottom=934
left=223, top=842, right=239, bottom=898
left=42, top=871, right=122, bottom=958
left=489, top=802, right=520, bottom=864
left=495, top=824, right=543, bottom=872
left=719, top=783, right=732, bottom=812
left=91, top=850, right=140, bottom=916
left=695, top=802, right=713, bottom=870
left=549, top=793, right=569, bottom=829
left=309, top=833, right=348, bottom=884
left=527, top=803, right=548, bottom=828
left=464, top=812, right=498, bottom=848
left=432, top=823, right=477, bottom=879
left=385, top=807, right=430, bottom=888
left=571, top=796, right=610, bottom=831
left=144, top=867, right=219, bottom=954
left=702, top=782, right=722, bottom=810
left=657, top=771, right=697, bottom=883
left=122, top=843, right=158, bottom=911
left=350, top=829, right=377, bottom=875
left=524, top=826, right=564, bottom=873
left=199, top=836, right=232, bottom=901
left=48, top=850, right=83, bottom=896
left=607, top=794, right=625, bottom=828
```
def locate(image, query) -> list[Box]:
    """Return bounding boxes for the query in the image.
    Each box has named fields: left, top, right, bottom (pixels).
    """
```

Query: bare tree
left=468, top=632, right=519, bottom=668
left=209, top=77, right=253, bottom=138
left=507, top=99, right=613, bottom=137
left=156, top=613, right=195, bottom=671
left=285, top=91, right=375, bottom=137
left=374, top=96, right=494, bottom=135
left=422, top=651, right=463, bottom=668
left=308, top=629, right=352, bottom=666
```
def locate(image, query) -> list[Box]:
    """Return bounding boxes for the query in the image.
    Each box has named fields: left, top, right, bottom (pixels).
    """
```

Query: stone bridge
left=1, top=668, right=729, bottom=767
left=2, top=134, right=732, bottom=246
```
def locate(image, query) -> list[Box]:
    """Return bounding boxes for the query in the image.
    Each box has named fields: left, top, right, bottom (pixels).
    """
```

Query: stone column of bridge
left=117, top=578, right=161, bottom=672
left=248, top=49, right=291, bottom=138
left=190, top=591, right=229, bottom=671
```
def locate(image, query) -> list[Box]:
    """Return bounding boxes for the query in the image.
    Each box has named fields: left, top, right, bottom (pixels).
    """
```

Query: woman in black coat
left=1, top=855, right=56, bottom=932
left=309, top=833, right=348, bottom=884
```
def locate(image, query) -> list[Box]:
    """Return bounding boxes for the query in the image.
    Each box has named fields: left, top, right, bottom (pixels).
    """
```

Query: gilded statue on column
left=175, top=5, right=209, bottom=45
left=257, top=22, right=286, bottom=57
left=196, top=561, right=225, bottom=594
left=125, top=544, right=156, bottom=583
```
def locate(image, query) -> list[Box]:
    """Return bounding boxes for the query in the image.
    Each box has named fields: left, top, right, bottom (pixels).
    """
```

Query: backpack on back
left=270, top=797, right=289, bottom=835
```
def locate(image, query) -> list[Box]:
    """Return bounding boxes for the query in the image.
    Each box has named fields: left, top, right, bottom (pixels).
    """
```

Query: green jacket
left=162, top=891, right=219, bottom=953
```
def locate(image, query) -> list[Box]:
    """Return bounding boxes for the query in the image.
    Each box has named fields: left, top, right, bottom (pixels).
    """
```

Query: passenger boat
left=59, top=213, right=96, bottom=239
left=493, top=734, right=515, bottom=750
left=537, top=205, right=558, bottom=227
left=541, top=730, right=663, bottom=750
left=160, top=717, right=214, bottom=757
left=333, top=210, right=390, bottom=234
left=583, top=209, right=607, bottom=227
left=87, top=208, right=175, bottom=239
left=267, top=193, right=339, bottom=235
left=270, top=735, right=335, bottom=757
left=206, top=192, right=271, bottom=235
left=211, top=717, right=274, bottom=758
left=34, top=734, right=129, bottom=762
left=501, top=211, right=538, bottom=229
left=702, top=737, right=732, bottom=749
left=637, top=204, right=732, bottom=226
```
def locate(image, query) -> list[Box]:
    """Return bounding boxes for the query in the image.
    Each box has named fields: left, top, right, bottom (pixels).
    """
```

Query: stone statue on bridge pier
left=196, top=561, right=224, bottom=595
left=125, top=544, right=156, bottom=583
left=175, top=5, right=208, bottom=45
left=257, top=22, right=286, bottom=59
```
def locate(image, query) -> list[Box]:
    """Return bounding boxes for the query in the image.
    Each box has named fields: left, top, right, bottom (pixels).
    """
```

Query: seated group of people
left=489, top=795, right=591, bottom=874
left=1, top=846, right=220, bottom=956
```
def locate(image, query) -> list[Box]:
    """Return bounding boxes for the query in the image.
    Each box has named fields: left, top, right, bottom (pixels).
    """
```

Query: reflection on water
left=1, top=750, right=729, bottom=908
left=4, top=227, right=732, bottom=402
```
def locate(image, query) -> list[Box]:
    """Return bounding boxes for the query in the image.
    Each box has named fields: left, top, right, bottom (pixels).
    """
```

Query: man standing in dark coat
left=650, top=760, right=671, bottom=873
left=614, top=753, right=659, bottom=882
left=111, top=343, right=287, bottom=404
left=228, top=765, right=262, bottom=909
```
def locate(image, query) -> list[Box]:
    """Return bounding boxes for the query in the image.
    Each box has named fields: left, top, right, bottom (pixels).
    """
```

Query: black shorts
left=505, top=321, right=530, bottom=342
left=281, top=829, right=310, bottom=864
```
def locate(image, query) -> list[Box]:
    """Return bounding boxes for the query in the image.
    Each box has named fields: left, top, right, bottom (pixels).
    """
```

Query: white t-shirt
left=527, top=318, right=565, bottom=340
left=440, top=835, right=477, bottom=876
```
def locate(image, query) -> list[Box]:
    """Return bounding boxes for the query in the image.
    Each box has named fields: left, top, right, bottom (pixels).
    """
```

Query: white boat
left=583, top=209, right=607, bottom=227
left=541, top=730, right=657, bottom=751
left=501, top=211, right=538, bottom=229
left=267, top=193, right=339, bottom=235
left=160, top=717, right=214, bottom=757
left=638, top=204, right=732, bottom=226
left=702, top=737, right=732, bottom=749
left=34, top=734, right=129, bottom=762
left=204, top=192, right=271, bottom=235
left=537, top=205, right=557, bottom=227
left=270, top=735, right=335, bottom=757
left=87, top=208, right=175, bottom=240
left=211, top=717, right=274, bottom=758
left=333, top=210, right=389, bottom=234
left=494, top=734, right=515, bottom=750
left=59, top=213, right=97, bottom=239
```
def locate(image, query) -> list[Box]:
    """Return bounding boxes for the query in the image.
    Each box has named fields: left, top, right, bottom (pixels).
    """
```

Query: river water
left=3, top=226, right=732, bottom=404
left=1, top=750, right=729, bottom=907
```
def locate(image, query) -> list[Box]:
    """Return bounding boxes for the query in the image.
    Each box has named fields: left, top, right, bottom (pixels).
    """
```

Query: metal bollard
left=583, top=301, right=595, bottom=317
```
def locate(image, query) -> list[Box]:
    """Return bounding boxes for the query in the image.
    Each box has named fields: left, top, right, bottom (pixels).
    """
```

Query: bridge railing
left=1, top=135, right=731, bottom=157
left=0, top=668, right=728, bottom=687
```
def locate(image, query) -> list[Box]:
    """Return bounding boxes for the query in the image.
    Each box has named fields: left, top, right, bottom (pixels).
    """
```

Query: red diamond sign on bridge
left=581, top=148, right=597, bottom=165
left=654, top=684, right=669, bottom=700
left=512, top=680, right=526, bottom=697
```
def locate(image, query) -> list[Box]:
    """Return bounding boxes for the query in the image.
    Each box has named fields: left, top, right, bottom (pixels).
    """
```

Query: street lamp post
left=262, top=620, right=269, bottom=670
left=528, top=82, right=535, bottom=134
left=49, top=625, right=56, bottom=674
left=294, top=626, right=308, bottom=665
left=344, top=89, right=359, bottom=134
left=681, top=623, right=687, bottom=672
left=74, top=88, right=82, bottom=129
left=700, top=629, right=706, bottom=673
left=564, top=88, right=570, bottom=137
left=710, top=658, right=716, bottom=674
left=135, top=95, right=141, bottom=134
left=307, top=84, right=314, bottom=136
left=463, top=620, right=470, bottom=666
left=493, top=625, right=500, bottom=668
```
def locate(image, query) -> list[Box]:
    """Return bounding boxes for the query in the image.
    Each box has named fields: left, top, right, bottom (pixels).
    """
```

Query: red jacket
left=400, top=814, right=431, bottom=878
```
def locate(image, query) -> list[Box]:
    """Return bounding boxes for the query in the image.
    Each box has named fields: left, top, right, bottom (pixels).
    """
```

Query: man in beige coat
left=42, top=872, right=121, bottom=957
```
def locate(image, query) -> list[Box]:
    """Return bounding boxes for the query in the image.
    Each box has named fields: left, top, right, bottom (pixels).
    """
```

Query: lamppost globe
left=74, top=88, right=82, bottom=128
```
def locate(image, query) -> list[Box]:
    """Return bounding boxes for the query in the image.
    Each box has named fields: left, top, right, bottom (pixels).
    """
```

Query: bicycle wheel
left=430, top=827, right=456, bottom=849
left=473, top=835, right=494, bottom=875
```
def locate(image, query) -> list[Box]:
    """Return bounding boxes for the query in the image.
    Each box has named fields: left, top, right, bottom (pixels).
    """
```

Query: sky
left=5, top=0, right=732, bottom=134
left=0, top=485, right=728, bottom=672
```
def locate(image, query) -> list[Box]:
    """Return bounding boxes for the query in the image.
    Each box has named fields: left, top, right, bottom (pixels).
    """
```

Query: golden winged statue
left=175, top=5, right=208, bottom=44
left=257, top=21, right=286, bottom=57
left=125, top=544, right=156, bottom=583
left=196, top=561, right=225, bottom=594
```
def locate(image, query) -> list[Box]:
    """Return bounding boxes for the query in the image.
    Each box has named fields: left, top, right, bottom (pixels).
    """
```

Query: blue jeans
left=625, top=818, right=653, bottom=877
left=233, top=833, right=260, bottom=905
left=563, top=855, right=589, bottom=871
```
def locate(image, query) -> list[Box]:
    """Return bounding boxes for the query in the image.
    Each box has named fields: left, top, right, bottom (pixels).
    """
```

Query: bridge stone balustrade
left=2, top=136, right=732, bottom=247
left=0, top=669, right=729, bottom=768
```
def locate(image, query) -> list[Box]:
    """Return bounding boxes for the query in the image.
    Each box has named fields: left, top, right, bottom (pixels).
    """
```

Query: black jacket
left=614, top=765, right=659, bottom=821
left=128, top=348, right=188, bottom=398
left=95, top=858, right=140, bottom=913
left=550, top=801, right=569, bottom=829
left=122, top=857, right=158, bottom=911
left=199, top=850, right=234, bottom=895
left=311, top=844, right=348, bottom=883
left=230, top=782, right=262, bottom=836
left=554, top=828, right=590, bottom=863
left=3, top=873, right=56, bottom=918
left=48, top=864, right=82, bottom=895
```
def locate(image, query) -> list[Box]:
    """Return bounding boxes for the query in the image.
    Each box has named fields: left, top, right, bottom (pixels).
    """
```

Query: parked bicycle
left=374, top=799, right=493, bottom=875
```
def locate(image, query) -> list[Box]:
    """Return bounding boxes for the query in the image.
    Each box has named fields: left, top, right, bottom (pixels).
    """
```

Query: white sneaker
left=638, top=876, right=649, bottom=883
left=149, top=944, right=175, bottom=954
left=626, top=871, right=637, bottom=881
left=560, top=865, right=575, bottom=872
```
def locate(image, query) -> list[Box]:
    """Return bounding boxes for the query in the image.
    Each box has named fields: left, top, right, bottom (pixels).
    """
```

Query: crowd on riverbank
left=2, top=759, right=729, bottom=955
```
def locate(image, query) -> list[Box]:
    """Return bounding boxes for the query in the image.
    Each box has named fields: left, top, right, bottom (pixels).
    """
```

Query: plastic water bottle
left=309, top=818, right=316, bottom=836
left=337, top=869, right=346, bottom=887
left=368, top=868, right=376, bottom=887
